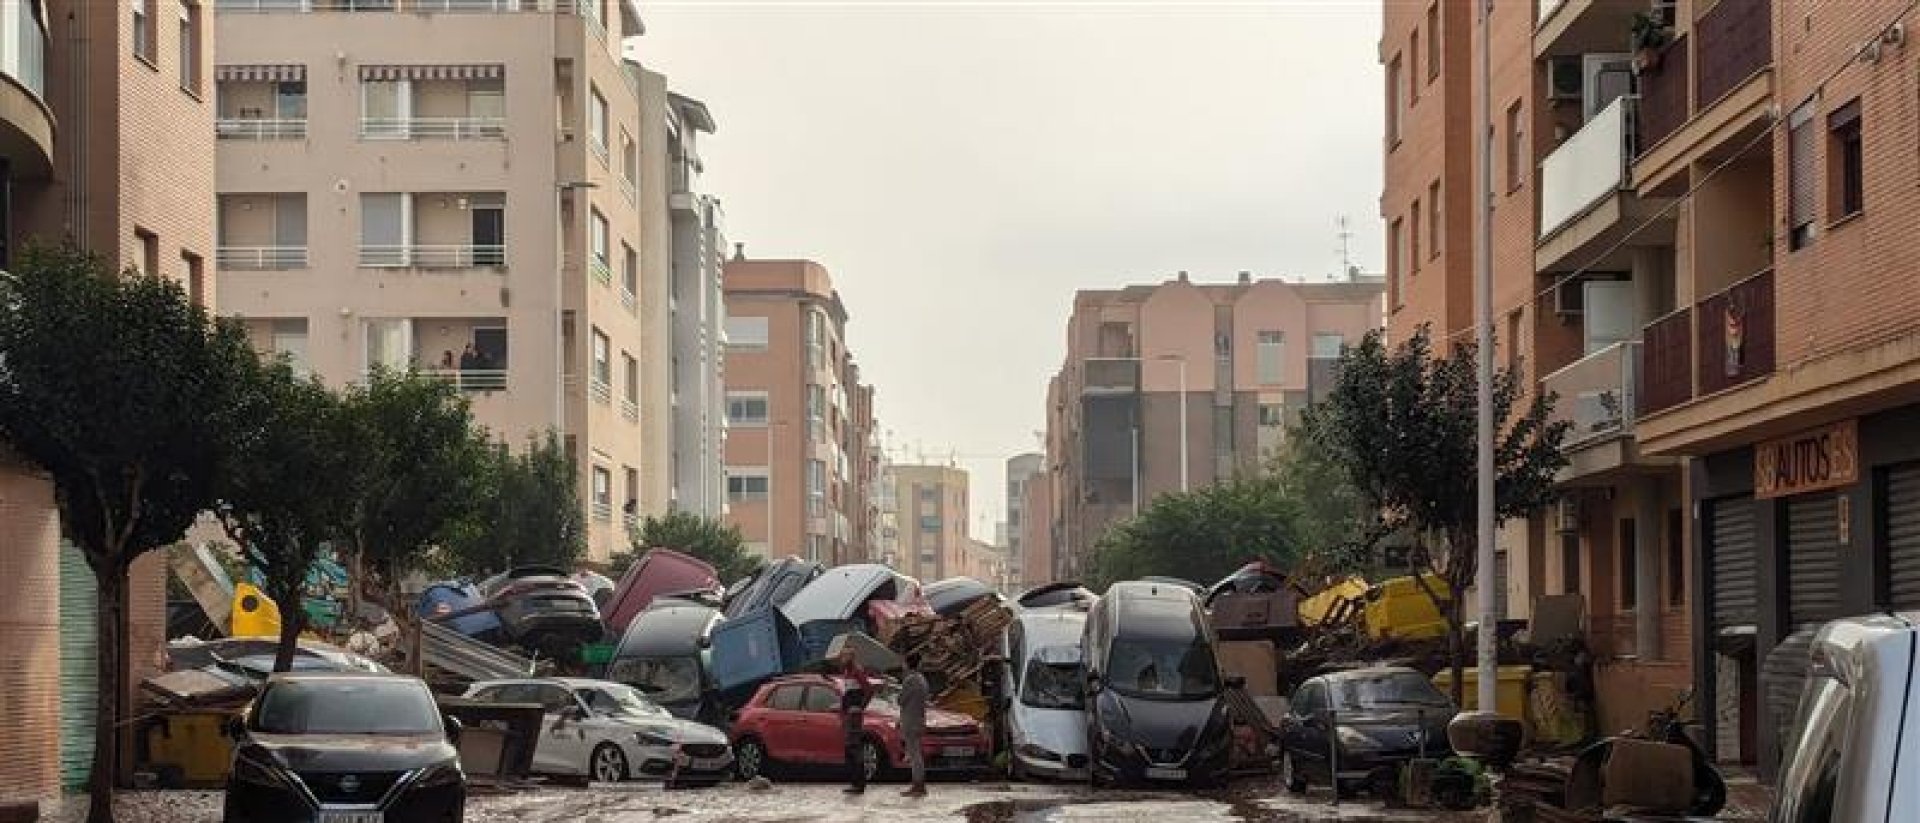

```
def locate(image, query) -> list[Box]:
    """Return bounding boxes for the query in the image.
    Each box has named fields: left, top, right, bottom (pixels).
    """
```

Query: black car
left=1279, top=666, right=1456, bottom=797
left=1082, top=580, right=1239, bottom=788
left=225, top=672, right=465, bottom=823
left=478, top=565, right=605, bottom=654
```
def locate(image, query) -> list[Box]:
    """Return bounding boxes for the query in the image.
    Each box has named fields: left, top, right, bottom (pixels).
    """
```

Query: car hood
left=1095, top=691, right=1225, bottom=750
left=246, top=733, right=457, bottom=773
left=609, top=714, right=730, bottom=746
left=1011, top=702, right=1088, bottom=757
left=1336, top=708, right=1454, bottom=748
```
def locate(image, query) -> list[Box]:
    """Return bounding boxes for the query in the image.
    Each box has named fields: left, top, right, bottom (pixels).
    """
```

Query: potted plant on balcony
left=1630, top=11, right=1670, bottom=72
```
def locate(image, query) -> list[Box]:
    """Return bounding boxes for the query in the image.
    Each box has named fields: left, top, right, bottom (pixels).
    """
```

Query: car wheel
left=591, top=743, right=630, bottom=783
left=859, top=737, right=887, bottom=783
left=1282, top=752, right=1307, bottom=795
left=734, top=738, right=769, bottom=780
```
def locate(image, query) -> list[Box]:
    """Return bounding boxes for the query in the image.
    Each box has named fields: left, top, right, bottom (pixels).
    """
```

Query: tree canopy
left=1086, top=474, right=1303, bottom=593
left=625, top=510, right=763, bottom=584
left=443, top=431, right=586, bottom=577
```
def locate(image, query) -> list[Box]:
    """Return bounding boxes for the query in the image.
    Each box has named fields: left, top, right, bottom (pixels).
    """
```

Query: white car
left=1001, top=605, right=1092, bottom=780
left=464, top=677, right=733, bottom=785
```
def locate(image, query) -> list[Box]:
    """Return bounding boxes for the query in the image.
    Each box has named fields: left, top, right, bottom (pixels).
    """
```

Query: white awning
left=214, top=64, right=306, bottom=83
left=359, top=64, right=504, bottom=82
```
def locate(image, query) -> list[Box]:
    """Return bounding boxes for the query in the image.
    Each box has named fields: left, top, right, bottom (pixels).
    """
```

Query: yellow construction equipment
left=1363, top=573, right=1451, bottom=641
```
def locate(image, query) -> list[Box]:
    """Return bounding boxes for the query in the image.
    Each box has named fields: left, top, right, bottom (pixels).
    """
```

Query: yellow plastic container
left=1431, top=664, right=1532, bottom=724
left=1362, top=573, right=1451, bottom=641
left=143, top=710, right=238, bottom=788
left=1297, top=577, right=1369, bottom=626
left=229, top=582, right=282, bottom=638
left=936, top=682, right=990, bottom=722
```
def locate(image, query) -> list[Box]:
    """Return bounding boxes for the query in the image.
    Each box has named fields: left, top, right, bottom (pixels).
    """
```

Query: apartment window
left=270, top=319, right=310, bottom=377
left=1561, top=533, right=1581, bottom=595
left=178, top=3, right=201, bottom=94
left=590, top=327, right=611, bottom=388
left=727, top=392, right=769, bottom=427
left=361, top=80, right=409, bottom=139
left=183, top=252, right=205, bottom=307
left=588, top=85, right=609, bottom=162
left=1428, top=180, right=1441, bottom=259
left=1409, top=31, right=1420, bottom=103
left=1666, top=510, right=1685, bottom=608
left=806, top=384, right=826, bottom=441
left=136, top=228, right=159, bottom=277
left=1426, top=3, right=1439, bottom=81
left=359, top=193, right=408, bottom=263
left=727, top=316, right=769, bottom=349
left=621, top=243, right=637, bottom=304
left=624, top=467, right=640, bottom=518
left=1506, top=309, right=1523, bottom=371
left=806, top=459, right=826, bottom=517
left=728, top=468, right=770, bottom=502
left=1410, top=199, right=1422, bottom=272
left=363, top=318, right=413, bottom=373
left=1311, top=333, right=1344, bottom=359
left=1829, top=99, right=1863, bottom=220
left=592, top=466, right=612, bottom=519
left=1788, top=101, right=1818, bottom=249
left=1505, top=100, right=1525, bottom=192
left=1386, top=55, right=1403, bottom=145
left=132, top=0, right=155, bottom=64
left=920, top=515, right=940, bottom=533
left=1256, top=331, right=1285, bottom=385
left=1619, top=518, right=1638, bottom=610
left=467, top=78, right=504, bottom=123
left=622, top=352, right=638, bottom=405
left=806, top=311, right=825, bottom=370
left=1387, top=218, right=1404, bottom=308
left=1258, top=403, right=1285, bottom=428
left=620, top=129, right=638, bottom=190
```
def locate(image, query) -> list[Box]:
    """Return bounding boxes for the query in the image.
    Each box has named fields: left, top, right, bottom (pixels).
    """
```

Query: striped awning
left=359, top=64, right=505, bottom=82
left=213, top=64, right=306, bottom=83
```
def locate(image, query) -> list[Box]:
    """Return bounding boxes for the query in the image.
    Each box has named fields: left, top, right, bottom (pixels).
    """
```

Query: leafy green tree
left=1086, top=475, right=1303, bottom=593
left=444, top=431, right=586, bottom=576
left=1301, top=326, right=1570, bottom=703
left=0, top=245, right=256, bottom=823
left=1267, top=428, right=1383, bottom=580
left=213, top=356, right=354, bottom=673
left=627, top=510, right=763, bottom=583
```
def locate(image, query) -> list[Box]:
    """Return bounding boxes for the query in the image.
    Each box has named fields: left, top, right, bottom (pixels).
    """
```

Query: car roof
left=267, top=671, right=417, bottom=685
left=1318, top=666, right=1425, bottom=683
left=1016, top=609, right=1087, bottom=649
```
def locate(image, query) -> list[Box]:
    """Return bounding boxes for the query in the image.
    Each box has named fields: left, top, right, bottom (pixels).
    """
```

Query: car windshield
left=1333, top=672, right=1452, bottom=709
left=1021, top=658, right=1086, bottom=710
left=583, top=683, right=673, bottom=718
left=608, top=656, right=703, bottom=704
left=1106, top=638, right=1219, bottom=700
left=254, top=679, right=440, bottom=736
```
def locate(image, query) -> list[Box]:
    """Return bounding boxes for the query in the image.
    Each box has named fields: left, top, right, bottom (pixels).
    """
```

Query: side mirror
left=444, top=715, right=464, bottom=744
left=1084, top=671, right=1103, bottom=695
left=564, top=706, right=587, bottom=721
left=1224, top=676, right=1247, bottom=691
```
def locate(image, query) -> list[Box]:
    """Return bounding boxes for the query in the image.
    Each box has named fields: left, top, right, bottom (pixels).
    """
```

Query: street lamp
left=555, top=181, right=598, bottom=428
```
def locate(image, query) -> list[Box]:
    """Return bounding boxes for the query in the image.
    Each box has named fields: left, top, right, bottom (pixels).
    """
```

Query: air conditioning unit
left=1548, top=56, right=1583, bottom=101
left=1555, top=499, right=1582, bottom=534
left=1553, top=278, right=1586, bottom=316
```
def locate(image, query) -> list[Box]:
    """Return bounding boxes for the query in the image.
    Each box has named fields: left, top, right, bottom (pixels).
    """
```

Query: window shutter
left=1788, top=101, right=1818, bottom=232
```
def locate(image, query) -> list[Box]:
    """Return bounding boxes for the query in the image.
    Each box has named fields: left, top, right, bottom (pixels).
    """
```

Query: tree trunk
left=86, top=561, right=125, bottom=823
left=273, top=592, right=307, bottom=674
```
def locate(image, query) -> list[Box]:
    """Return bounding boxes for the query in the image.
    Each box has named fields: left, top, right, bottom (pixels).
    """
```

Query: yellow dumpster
left=143, top=709, right=238, bottom=788
left=1363, top=573, right=1451, bottom=641
left=936, top=681, right=990, bottom=722
left=229, top=582, right=282, bottom=638
left=1297, top=577, right=1369, bottom=626
left=1431, top=664, right=1532, bottom=725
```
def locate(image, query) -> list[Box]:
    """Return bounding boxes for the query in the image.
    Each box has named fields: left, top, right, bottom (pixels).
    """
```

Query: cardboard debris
left=824, top=631, right=902, bottom=673
left=1216, top=640, right=1279, bottom=696
left=884, top=597, right=1012, bottom=689
left=1600, top=739, right=1696, bottom=812
left=1532, top=594, right=1586, bottom=646
left=142, top=669, right=253, bottom=708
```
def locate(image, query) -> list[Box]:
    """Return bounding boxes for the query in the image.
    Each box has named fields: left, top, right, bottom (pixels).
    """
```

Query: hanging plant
left=1631, top=11, right=1671, bottom=72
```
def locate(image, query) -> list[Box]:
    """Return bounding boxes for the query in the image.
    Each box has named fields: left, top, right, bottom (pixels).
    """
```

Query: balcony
left=0, top=0, right=52, bottom=176
left=622, top=397, right=639, bottom=421
left=1634, top=1, right=1774, bottom=194
left=360, top=117, right=504, bottom=140
left=621, top=288, right=636, bottom=312
left=1081, top=358, right=1140, bottom=395
left=1695, top=0, right=1771, bottom=110
left=1639, top=307, right=1693, bottom=416
left=1546, top=341, right=1639, bottom=449
left=1636, top=38, right=1688, bottom=150
left=217, top=246, right=309, bottom=270
left=590, top=377, right=612, bottom=406
left=1540, top=96, right=1635, bottom=239
left=359, top=244, right=505, bottom=268
left=217, top=118, right=307, bottom=140
left=590, top=257, right=612, bottom=286
left=592, top=499, right=612, bottom=522
left=1635, top=268, right=1774, bottom=418
left=1533, top=0, right=1643, bottom=59
left=419, top=367, right=507, bottom=391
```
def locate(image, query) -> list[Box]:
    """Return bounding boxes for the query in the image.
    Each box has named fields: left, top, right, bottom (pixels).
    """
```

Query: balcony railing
left=419, top=367, right=507, bottom=391
left=216, top=0, right=591, bottom=12
left=1638, top=38, right=1689, bottom=150
left=360, top=117, right=506, bottom=140
left=590, top=257, right=612, bottom=286
left=589, top=376, right=612, bottom=405
left=217, top=245, right=309, bottom=270
left=217, top=118, right=308, bottom=140
left=590, top=138, right=609, bottom=166
left=1540, top=96, right=1636, bottom=238
left=621, top=288, right=636, bottom=312
left=622, top=397, right=638, bottom=421
left=620, top=177, right=636, bottom=204
left=1697, top=268, right=1775, bottom=396
left=359, top=244, right=506, bottom=268
left=1544, top=341, right=1639, bottom=448
left=1639, top=307, right=1693, bottom=416
left=592, top=500, right=612, bottom=522
left=1696, top=0, right=1771, bottom=109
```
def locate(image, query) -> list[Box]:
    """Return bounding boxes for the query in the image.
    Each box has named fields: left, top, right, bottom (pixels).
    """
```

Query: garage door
left=1885, top=464, right=1920, bottom=608
left=1709, top=497, right=1758, bottom=631
left=1787, top=493, right=1844, bottom=629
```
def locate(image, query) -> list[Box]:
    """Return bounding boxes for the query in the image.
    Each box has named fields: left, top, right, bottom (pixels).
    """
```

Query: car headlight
left=1336, top=726, right=1378, bottom=751
left=1015, top=743, right=1062, bottom=762
left=232, top=752, right=289, bottom=789
left=635, top=728, right=677, bottom=746
left=415, top=761, right=464, bottom=789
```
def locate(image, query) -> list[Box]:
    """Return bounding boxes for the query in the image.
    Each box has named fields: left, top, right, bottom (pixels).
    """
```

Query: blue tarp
left=418, top=581, right=504, bottom=639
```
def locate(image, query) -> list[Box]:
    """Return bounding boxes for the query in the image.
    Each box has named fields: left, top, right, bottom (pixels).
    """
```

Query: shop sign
left=1755, top=419, right=1858, bottom=499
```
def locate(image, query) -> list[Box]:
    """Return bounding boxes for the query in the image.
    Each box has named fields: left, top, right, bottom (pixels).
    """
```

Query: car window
left=801, top=685, right=840, bottom=713
left=469, top=685, right=502, bottom=702
left=768, top=685, right=804, bottom=711
left=254, top=679, right=441, bottom=735
left=767, top=573, right=808, bottom=606
left=1292, top=682, right=1324, bottom=715
left=1332, top=671, right=1451, bottom=709
left=533, top=684, right=578, bottom=713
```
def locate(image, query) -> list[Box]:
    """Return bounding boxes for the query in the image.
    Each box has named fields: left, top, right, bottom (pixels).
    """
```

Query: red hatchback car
left=729, top=674, right=989, bottom=783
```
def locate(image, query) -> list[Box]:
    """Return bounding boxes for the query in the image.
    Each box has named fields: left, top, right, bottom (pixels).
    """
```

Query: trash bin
left=143, top=710, right=238, bottom=788
left=1431, top=665, right=1532, bottom=724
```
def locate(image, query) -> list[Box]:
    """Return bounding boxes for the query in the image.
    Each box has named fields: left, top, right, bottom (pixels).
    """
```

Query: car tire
left=1282, top=752, right=1308, bottom=795
left=734, top=737, right=770, bottom=781
left=591, top=743, right=630, bottom=783
left=859, top=737, right=888, bottom=783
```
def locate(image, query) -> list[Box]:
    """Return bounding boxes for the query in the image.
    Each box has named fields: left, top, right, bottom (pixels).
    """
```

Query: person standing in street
left=837, top=644, right=878, bottom=794
left=898, top=654, right=930, bottom=798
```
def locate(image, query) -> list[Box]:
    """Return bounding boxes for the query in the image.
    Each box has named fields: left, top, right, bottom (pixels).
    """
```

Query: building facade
left=888, top=464, right=970, bottom=582
left=663, top=91, right=727, bottom=517
left=1041, top=272, right=1384, bottom=579
left=1004, top=452, right=1043, bottom=589
left=213, top=0, right=648, bottom=560
left=721, top=256, right=874, bottom=563
left=1021, top=463, right=1055, bottom=589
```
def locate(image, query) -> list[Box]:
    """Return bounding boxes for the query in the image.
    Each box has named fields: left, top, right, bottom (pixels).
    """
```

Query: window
left=182, top=251, right=204, bottom=306
left=1311, top=333, right=1344, bottom=358
left=800, top=685, right=838, bottom=713
left=359, top=193, right=407, bottom=258
left=767, top=685, right=803, bottom=711
left=1410, top=199, right=1422, bottom=272
left=1619, top=518, right=1637, bottom=610
left=132, top=0, right=155, bottom=64
left=727, top=392, right=769, bottom=426
left=1428, top=180, right=1441, bottom=259
left=588, top=85, right=609, bottom=161
left=178, top=3, right=200, bottom=94
left=274, top=81, right=307, bottom=120
left=1505, top=100, right=1525, bottom=192
left=1258, top=403, right=1285, bottom=427
left=592, top=466, right=612, bottom=518
left=921, top=515, right=940, bottom=532
left=1506, top=309, right=1523, bottom=371
left=136, top=228, right=159, bottom=277
left=1788, top=101, right=1818, bottom=249
left=621, top=129, right=638, bottom=190
left=1426, top=3, right=1439, bottom=81
left=1386, top=55, right=1403, bottom=145
left=1561, top=532, right=1581, bottom=595
left=466, top=78, right=503, bottom=123
left=1257, top=331, right=1284, bottom=385
left=1774, top=675, right=1851, bottom=823
left=1388, top=217, right=1404, bottom=308
left=361, top=80, right=409, bottom=139
left=806, top=384, right=826, bottom=440
left=728, top=468, right=770, bottom=501
left=621, top=243, right=637, bottom=302
left=1409, top=30, right=1419, bottom=103
left=589, top=208, right=609, bottom=268
left=1667, top=510, right=1685, bottom=608
left=726, top=316, right=769, bottom=349
left=590, top=327, right=610, bottom=387
left=271, top=319, right=309, bottom=376
left=1829, top=99, right=1863, bottom=220
left=806, top=459, right=826, bottom=517
left=622, top=352, right=638, bottom=405
left=624, top=467, right=639, bottom=516
left=806, top=311, right=825, bottom=370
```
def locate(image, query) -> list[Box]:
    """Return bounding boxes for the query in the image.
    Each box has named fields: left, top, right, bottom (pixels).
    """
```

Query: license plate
left=689, top=756, right=729, bottom=770
left=940, top=746, right=975, bottom=758
left=318, top=813, right=383, bottom=823
left=1144, top=767, right=1187, bottom=781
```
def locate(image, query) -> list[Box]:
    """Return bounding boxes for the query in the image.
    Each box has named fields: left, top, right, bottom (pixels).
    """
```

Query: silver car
left=1773, top=613, right=1920, bottom=822
left=464, top=677, right=733, bottom=786
left=1001, top=606, right=1092, bottom=780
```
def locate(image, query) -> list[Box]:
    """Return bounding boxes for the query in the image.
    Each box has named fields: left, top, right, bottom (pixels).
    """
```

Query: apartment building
left=1021, top=462, right=1054, bottom=590
left=0, top=0, right=216, bottom=800
left=961, top=537, right=1008, bottom=591
left=1041, top=272, right=1384, bottom=579
left=874, top=460, right=901, bottom=569
left=1005, top=452, right=1044, bottom=588
left=663, top=91, right=727, bottom=517
left=889, top=464, right=970, bottom=582
left=846, top=367, right=880, bottom=563
left=721, top=256, right=876, bottom=564
left=212, top=0, right=648, bottom=560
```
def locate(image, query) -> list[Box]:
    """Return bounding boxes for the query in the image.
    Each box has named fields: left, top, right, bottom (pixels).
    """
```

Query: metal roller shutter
left=59, top=542, right=97, bottom=790
left=1787, top=493, right=1843, bottom=629
left=1710, top=497, right=1758, bottom=630
left=1885, top=464, right=1920, bottom=608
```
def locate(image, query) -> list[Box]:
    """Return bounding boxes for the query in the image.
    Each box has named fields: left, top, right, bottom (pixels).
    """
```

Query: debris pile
left=884, top=596, right=1013, bottom=690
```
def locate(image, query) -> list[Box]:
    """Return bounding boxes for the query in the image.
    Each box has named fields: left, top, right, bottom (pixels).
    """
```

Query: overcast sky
left=634, top=0, right=1385, bottom=535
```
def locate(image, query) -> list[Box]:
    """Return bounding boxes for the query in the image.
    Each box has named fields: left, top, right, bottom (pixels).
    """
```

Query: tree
left=1086, top=474, right=1304, bottom=593
left=0, top=245, right=256, bottom=823
left=214, top=356, right=354, bottom=673
left=628, top=510, right=763, bottom=583
left=1301, top=326, right=1570, bottom=703
left=1268, top=429, right=1380, bottom=580
left=443, top=431, right=585, bottom=577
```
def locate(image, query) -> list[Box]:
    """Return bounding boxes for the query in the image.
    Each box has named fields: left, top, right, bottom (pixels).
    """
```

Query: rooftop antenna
left=1335, top=215, right=1354, bottom=282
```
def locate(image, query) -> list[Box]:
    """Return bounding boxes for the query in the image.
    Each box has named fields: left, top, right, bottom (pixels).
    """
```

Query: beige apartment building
left=1040, top=272, right=1384, bottom=581
left=213, top=0, right=650, bottom=560
left=0, top=0, right=216, bottom=801
left=1005, top=453, right=1044, bottom=589
left=889, top=464, right=970, bottom=582
left=722, top=256, right=877, bottom=564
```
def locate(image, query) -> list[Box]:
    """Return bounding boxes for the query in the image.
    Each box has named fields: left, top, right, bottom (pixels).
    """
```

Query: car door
left=534, top=683, right=593, bottom=775
left=574, top=686, right=629, bottom=756
left=1286, top=681, right=1330, bottom=779
left=798, top=684, right=845, bottom=764
left=758, top=685, right=808, bottom=763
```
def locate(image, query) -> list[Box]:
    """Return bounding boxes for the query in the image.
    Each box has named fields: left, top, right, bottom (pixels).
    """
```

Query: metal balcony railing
left=590, top=257, right=612, bottom=286
left=620, top=177, right=636, bottom=204
left=419, top=368, right=507, bottom=391
left=592, top=500, right=612, bottom=522
left=621, top=288, right=636, bottom=312
left=1540, top=96, right=1636, bottom=238
left=359, top=244, right=505, bottom=268
left=360, top=117, right=506, bottom=140
left=216, top=246, right=309, bottom=270
left=622, top=397, right=639, bottom=421
left=1543, top=341, right=1639, bottom=448
left=589, top=377, right=612, bottom=405
left=1638, top=307, right=1694, bottom=416
left=216, top=118, right=307, bottom=140
left=1696, top=268, right=1774, bottom=396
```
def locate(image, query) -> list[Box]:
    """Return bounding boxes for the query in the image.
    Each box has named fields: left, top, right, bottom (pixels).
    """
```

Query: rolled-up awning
left=359, top=64, right=505, bottom=82
left=214, top=64, right=306, bottom=83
